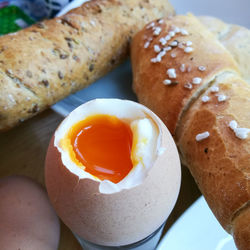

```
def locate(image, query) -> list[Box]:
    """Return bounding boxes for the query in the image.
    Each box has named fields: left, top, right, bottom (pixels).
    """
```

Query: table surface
left=0, top=108, right=201, bottom=249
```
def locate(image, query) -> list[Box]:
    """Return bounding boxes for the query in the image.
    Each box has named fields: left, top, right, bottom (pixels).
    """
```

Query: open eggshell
left=45, top=99, right=181, bottom=246
left=0, top=175, right=60, bottom=250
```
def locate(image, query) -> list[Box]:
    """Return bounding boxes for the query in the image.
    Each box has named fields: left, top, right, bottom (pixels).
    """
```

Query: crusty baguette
left=131, top=14, right=250, bottom=250
left=198, top=16, right=250, bottom=84
left=0, top=0, right=174, bottom=131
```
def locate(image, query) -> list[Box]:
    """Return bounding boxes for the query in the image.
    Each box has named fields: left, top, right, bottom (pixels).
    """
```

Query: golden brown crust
left=232, top=206, right=250, bottom=250
left=131, top=14, right=239, bottom=135
left=176, top=73, right=250, bottom=232
left=199, top=16, right=250, bottom=83
left=131, top=14, right=250, bottom=249
left=0, top=0, right=175, bottom=131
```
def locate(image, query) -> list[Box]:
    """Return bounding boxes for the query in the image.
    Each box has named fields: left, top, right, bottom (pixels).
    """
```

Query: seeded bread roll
left=131, top=14, right=250, bottom=250
left=0, top=0, right=175, bottom=131
left=198, top=16, right=250, bottom=84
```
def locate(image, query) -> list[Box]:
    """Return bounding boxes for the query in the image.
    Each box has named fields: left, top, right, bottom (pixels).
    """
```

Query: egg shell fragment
left=0, top=175, right=60, bottom=250
left=45, top=99, right=181, bottom=246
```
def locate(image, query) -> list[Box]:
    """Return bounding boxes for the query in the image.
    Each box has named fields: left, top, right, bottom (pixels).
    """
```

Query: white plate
left=157, top=196, right=236, bottom=250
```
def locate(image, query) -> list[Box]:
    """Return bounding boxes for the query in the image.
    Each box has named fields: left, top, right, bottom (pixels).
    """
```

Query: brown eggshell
left=45, top=103, right=181, bottom=246
left=0, top=175, right=60, bottom=250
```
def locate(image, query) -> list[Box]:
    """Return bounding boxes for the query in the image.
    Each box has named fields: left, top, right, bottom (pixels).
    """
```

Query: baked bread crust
left=176, top=72, right=250, bottom=233
left=232, top=206, right=250, bottom=250
left=131, top=14, right=239, bottom=135
left=0, top=0, right=175, bottom=131
left=131, top=14, right=250, bottom=249
left=199, top=16, right=250, bottom=84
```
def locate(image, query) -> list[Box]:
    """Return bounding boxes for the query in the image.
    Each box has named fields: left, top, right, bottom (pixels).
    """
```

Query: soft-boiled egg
left=45, top=98, right=181, bottom=246
left=0, top=175, right=60, bottom=250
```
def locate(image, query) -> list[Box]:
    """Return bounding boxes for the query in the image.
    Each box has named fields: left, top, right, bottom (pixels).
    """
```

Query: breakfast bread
left=199, top=16, right=250, bottom=84
left=131, top=14, right=250, bottom=250
left=0, top=0, right=175, bottom=131
left=176, top=72, right=250, bottom=233
left=131, top=14, right=239, bottom=135
left=232, top=206, right=250, bottom=250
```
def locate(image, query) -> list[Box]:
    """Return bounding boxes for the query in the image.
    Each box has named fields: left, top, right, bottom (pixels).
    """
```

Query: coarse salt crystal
left=185, top=41, right=192, bottom=46
left=159, top=37, right=167, bottom=46
left=196, top=131, right=210, bottom=141
left=155, top=55, right=162, bottom=62
left=217, top=94, right=227, bottom=102
left=167, top=68, right=177, bottom=78
left=210, top=86, right=219, bottom=93
left=171, top=53, right=176, bottom=58
left=180, top=64, right=186, bottom=72
left=144, top=41, right=150, bottom=48
left=165, top=35, right=171, bottom=41
left=154, top=45, right=161, bottom=53
left=180, top=29, right=189, bottom=35
left=163, top=79, right=171, bottom=85
left=201, top=95, right=210, bottom=103
left=198, top=66, right=206, bottom=71
left=157, top=50, right=166, bottom=59
left=151, top=51, right=166, bottom=63
left=170, top=41, right=178, bottom=47
left=184, top=82, right=192, bottom=89
left=174, top=27, right=180, bottom=33
left=164, top=46, right=172, bottom=52
left=184, top=47, right=193, bottom=53
left=146, top=22, right=155, bottom=29
left=151, top=58, right=158, bottom=63
left=228, top=120, right=250, bottom=139
left=158, top=19, right=164, bottom=24
left=153, top=27, right=162, bottom=36
left=169, top=31, right=175, bottom=37
left=229, top=120, right=238, bottom=130
left=234, top=128, right=250, bottom=139
left=192, top=77, right=202, bottom=84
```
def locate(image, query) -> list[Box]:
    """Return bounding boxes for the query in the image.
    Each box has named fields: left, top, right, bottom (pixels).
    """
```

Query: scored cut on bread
left=0, top=0, right=175, bottom=131
left=131, top=14, right=250, bottom=250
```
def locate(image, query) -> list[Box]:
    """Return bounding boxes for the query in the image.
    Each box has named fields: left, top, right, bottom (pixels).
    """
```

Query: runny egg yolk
left=69, top=114, right=133, bottom=184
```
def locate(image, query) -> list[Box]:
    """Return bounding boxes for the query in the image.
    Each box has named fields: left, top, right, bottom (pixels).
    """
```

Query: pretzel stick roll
left=131, top=14, right=250, bottom=250
left=0, top=0, right=175, bottom=131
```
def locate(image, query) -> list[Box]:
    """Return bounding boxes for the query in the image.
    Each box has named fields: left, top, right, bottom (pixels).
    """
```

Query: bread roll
left=199, top=16, right=250, bottom=84
left=131, top=14, right=250, bottom=250
left=0, top=0, right=175, bottom=131
left=232, top=208, right=250, bottom=250
left=132, top=14, right=239, bottom=135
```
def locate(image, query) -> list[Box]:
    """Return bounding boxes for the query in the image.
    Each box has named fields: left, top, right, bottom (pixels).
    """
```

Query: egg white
left=54, top=99, right=164, bottom=194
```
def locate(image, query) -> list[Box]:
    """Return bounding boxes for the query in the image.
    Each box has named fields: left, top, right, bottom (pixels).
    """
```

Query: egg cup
left=75, top=221, right=166, bottom=250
